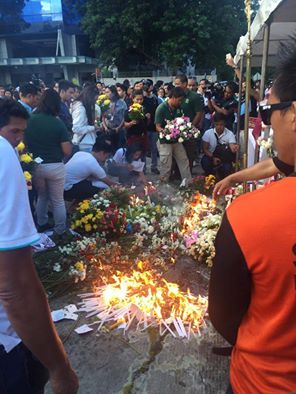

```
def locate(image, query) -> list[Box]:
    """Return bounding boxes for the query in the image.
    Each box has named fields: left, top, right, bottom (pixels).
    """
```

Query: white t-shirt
left=64, top=151, right=107, bottom=191
left=0, top=136, right=39, bottom=352
left=202, top=128, right=236, bottom=153
left=112, top=148, right=144, bottom=172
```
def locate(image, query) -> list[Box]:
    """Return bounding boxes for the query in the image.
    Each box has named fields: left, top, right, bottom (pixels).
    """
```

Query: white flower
left=166, top=135, right=171, bottom=141
left=178, top=137, right=184, bottom=143
left=175, top=117, right=184, bottom=126
left=53, top=263, right=62, bottom=272
left=179, top=126, right=186, bottom=132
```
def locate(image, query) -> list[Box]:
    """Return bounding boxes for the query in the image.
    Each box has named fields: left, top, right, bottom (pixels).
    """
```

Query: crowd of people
left=0, top=72, right=261, bottom=239
left=0, top=42, right=295, bottom=394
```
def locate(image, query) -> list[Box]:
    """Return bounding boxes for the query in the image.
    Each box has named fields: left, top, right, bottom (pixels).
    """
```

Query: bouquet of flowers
left=96, top=94, right=111, bottom=113
left=128, top=103, right=145, bottom=121
left=17, top=142, right=36, bottom=190
left=159, top=116, right=200, bottom=144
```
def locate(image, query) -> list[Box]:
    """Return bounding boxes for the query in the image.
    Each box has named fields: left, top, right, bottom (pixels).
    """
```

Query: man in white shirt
left=201, top=112, right=238, bottom=179
left=0, top=99, right=78, bottom=393
left=64, top=138, right=117, bottom=200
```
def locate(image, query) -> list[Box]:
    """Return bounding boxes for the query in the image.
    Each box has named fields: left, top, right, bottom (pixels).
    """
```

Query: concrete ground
left=45, top=158, right=230, bottom=394
left=46, top=293, right=229, bottom=394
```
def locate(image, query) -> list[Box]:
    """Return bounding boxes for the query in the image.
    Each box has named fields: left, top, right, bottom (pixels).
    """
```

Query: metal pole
left=243, top=0, right=252, bottom=193
left=235, top=55, right=244, bottom=171
left=260, top=23, right=270, bottom=100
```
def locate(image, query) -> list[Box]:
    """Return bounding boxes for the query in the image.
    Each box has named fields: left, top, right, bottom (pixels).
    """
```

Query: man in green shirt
left=175, top=74, right=205, bottom=173
left=155, top=87, right=191, bottom=184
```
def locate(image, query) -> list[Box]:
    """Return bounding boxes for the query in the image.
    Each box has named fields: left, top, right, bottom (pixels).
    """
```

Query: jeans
left=201, top=155, right=233, bottom=179
left=35, top=163, right=67, bottom=234
left=0, top=343, right=49, bottom=394
left=148, top=131, right=159, bottom=170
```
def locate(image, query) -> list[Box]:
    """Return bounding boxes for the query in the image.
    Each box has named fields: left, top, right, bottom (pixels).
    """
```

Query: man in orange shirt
left=209, top=42, right=296, bottom=393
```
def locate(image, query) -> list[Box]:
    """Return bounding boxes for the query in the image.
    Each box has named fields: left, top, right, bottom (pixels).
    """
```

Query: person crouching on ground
left=64, top=138, right=118, bottom=201
left=107, top=142, right=147, bottom=185
left=201, top=112, right=238, bottom=180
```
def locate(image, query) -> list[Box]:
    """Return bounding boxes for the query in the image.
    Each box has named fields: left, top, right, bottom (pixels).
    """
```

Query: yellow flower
left=16, top=142, right=25, bottom=152
left=98, top=94, right=106, bottom=101
left=20, top=153, right=33, bottom=163
left=75, top=220, right=81, bottom=227
left=96, top=210, right=103, bottom=219
left=23, top=171, right=32, bottom=182
left=79, top=200, right=90, bottom=211
left=155, top=205, right=161, bottom=214
left=74, top=261, right=85, bottom=272
left=103, top=99, right=111, bottom=106
left=85, top=224, right=92, bottom=232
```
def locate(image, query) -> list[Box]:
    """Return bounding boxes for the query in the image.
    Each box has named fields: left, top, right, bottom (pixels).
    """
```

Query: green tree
left=80, top=0, right=248, bottom=72
left=0, top=0, right=29, bottom=34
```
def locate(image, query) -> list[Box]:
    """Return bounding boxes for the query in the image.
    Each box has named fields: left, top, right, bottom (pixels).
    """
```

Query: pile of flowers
left=96, top=94, right=111, bottom=112
left=179, top=175, right=216, bottom=198
left=180, top=193, right=222, bottom=266
left=71, top=197, right=127, bottom=237
left=128, top=103, right=145, bottom=121
left=159, top=116, right=200, bottom=144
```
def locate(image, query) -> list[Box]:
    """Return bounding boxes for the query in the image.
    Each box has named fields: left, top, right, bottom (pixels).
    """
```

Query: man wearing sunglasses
left=209, top=42, right=296, bottom=394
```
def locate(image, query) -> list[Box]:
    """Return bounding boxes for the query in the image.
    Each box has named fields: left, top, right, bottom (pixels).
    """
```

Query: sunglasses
left=259, top=101, right=292, bottom=125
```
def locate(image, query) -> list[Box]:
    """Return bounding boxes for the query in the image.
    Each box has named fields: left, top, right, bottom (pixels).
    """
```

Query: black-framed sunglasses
left=259, top=101, right=292, bottom=125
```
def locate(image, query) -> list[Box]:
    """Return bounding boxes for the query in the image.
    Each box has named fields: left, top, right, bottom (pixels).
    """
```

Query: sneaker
left=151, top=168, right=160, bottom=175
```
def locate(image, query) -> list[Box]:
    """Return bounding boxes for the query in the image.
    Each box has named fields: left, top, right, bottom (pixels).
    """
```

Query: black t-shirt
left=215, top=96, right=238, bottom=130
left=124, top=111, right=147, bottom=138
left=143, top=95, right=159, bottom=132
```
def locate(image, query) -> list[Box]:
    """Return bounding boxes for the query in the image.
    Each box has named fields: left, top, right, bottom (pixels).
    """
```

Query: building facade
left=0, top=0, right=98, bottom=85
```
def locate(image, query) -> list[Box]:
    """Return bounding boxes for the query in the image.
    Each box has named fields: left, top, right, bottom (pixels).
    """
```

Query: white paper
left=51, top=306, right=78, bottom=322
left=75, top=324, right=93, bottom=334
left=34, top=157, right=44, bottom=164
left=131, top=160, right=145, bottom=172
left=51, top=309, right=65, bottom=322
left=64, top=304, right=78, bottom=313
left=64, top=312, right=79, bottom=321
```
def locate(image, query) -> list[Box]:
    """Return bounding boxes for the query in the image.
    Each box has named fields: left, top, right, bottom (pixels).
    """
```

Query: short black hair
left=168, top=87, right=185, bottom=99
left=58, top=80, right=75, bottom=93
left=92, top=140, right=112, bottom=153
left=273, top=39, right=296, bottom=102
left=0, top=98, right=29, bottom=128
left=35, top=89, right=61, bottom=116
left=175, top=74, right=188, bottom=84
left=19, top=83, right=39, bottom=97
left=116, top=83, right=127, bottom=94
left=132, top=89, right=144, bottom=98
left=213, top=112, right=226, bottom=123
left=125, top=142, right=144, bottom=163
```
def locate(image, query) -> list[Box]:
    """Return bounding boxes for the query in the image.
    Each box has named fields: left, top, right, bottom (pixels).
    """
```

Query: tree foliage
left=0, top=0, right=29, bottom=34
left=80, top=0, right=250, bottom=72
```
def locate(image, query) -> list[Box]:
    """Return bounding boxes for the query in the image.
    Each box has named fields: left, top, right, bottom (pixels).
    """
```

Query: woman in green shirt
left=25, top=89, right=72, bottom=236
